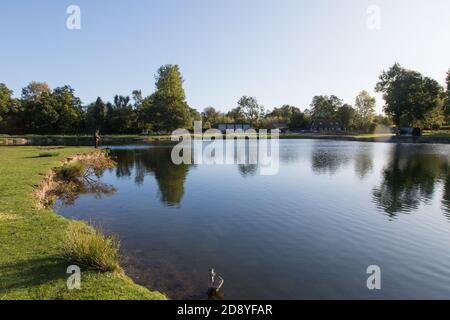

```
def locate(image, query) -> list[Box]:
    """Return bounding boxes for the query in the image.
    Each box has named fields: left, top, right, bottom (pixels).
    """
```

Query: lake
left=55, top=140, right=450, bottom=299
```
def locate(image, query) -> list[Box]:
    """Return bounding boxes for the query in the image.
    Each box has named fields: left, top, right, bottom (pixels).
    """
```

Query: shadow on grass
left=21, top=156, right=56, bottom=159
left=0, top=256, right=69, bottom=293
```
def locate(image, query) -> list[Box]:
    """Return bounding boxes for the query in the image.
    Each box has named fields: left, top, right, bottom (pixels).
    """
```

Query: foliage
left=52, top=86, right=84, bottom=134
left=355, top=91, right=376, bottom=131
left=445, top=69, right=450, bottom=120
left=49, top=154, right=117, bottom=207
left=61, top=221, right=121, bottom=272
left=1, top=64, right=449, bottom=134
left=55, top=162, right=85, bottom=181
left=0, top=83, right=15, bottom=126
left=237, top=96, right=265, bottom=127
left=267, top=105, right=299, bottom=121
left=375, top=63, right=445, bottom=127
left=373, top=114, right=393, bottom=127
left=289, top=109, right=310, bottom=129
left=20, top=82, right=57, bottom=133
left=202, top=106, right=222, bottom=128
left=105, top=95, right=138, bottom=134
left=310, top=95, right=343, bottom=120
left=336, top=104, right=356, bottom=131
left=86, top=97, right=107, bottom=132
left=227, top=106, right=246, bottom=124
left=142, top=65, right=192, bottom=133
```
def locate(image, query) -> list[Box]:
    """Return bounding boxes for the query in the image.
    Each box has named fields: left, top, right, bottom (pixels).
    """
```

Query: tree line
left=0, top=63, right=449, bottom=135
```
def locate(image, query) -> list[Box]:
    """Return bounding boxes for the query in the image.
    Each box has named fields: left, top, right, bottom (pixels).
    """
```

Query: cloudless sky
left=1, top=0, right=449, bottom=114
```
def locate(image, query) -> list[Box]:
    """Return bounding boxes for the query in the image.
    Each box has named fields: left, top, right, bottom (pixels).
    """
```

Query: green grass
left=349, top=133, right=394, bottom=139
left=61, top=221, right=121, bottom=273
left=422, top=130, right=450, bottom=138
left=0, top=146, right=166, bottom=300
left=55, top=162, right=85, bottom=181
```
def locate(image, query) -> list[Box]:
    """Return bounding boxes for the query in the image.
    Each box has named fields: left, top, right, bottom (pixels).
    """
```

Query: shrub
left=55, top=162, right=85, bottom=181
left=61, top=222, right=122, bottom=272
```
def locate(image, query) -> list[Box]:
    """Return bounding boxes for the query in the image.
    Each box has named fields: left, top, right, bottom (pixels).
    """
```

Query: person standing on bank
left=94, top=129, right=101, bottom=148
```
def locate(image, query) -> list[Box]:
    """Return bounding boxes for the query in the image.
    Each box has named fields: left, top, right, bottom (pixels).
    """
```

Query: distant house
left=217, top=123, right=252, bottom=133
left=310, top=119, right=343, bottom=132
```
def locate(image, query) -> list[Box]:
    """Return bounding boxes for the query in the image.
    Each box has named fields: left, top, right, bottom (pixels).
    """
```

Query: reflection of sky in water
left=57, top=140, right=450, bottom=299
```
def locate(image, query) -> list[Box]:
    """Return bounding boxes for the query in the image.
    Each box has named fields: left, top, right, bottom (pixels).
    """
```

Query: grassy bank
left=0, top=146, right=166, bottom=300
left=2, top=131, right=450, bottom=145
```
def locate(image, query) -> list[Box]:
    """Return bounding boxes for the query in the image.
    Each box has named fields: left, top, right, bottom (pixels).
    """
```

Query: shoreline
left=0, top=146, right=166, bottom=300
left=1, top=133, right=450, bottom=146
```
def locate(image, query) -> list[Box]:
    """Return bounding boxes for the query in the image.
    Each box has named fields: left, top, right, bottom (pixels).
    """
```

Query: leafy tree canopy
left=336, top=104, right=356, bottom=131
left=0, top=83, right=14, bottom=123
left=445, top=69, right=450, bottom=119
left=237, top=96, right=265, bottom=126
left=375, top=63, right=445, bottom=127
left=145, top=65, right=192, bottom=132
left=310, top=95, right=343, bottom=120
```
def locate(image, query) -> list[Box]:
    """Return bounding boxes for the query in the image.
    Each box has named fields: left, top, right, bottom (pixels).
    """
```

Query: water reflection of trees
left=238, top=164, right=258, bottom=177
left=57, top=179, right=116, bottom=206
left=113, top=148, right=191, bottom=207
left=442, top=172, right=450, bottom=218
left=55, top=159, right=117, bottom=206
left=354, top=147, right=373, bottom=179
left=311, top=144, right=374, bottom=178
left=372, top=145, right=450, bottom=217
left=311, top=148, right=351, bottom=175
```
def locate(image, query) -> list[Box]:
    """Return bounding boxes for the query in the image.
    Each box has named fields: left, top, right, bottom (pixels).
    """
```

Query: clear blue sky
left=1, top=0, right=449, bottom=114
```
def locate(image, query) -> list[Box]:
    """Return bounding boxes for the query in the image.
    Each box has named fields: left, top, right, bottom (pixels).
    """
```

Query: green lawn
left=423, top=130, right=450, bottom=138
left=0, top=146, right=166, bottom=300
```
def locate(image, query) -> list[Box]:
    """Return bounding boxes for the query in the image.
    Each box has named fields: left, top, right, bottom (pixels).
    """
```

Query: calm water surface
left=55, top=140, right=450, bottom=299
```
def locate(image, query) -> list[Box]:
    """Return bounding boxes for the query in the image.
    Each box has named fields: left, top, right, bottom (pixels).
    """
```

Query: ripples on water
left=55, top=140, right=450, bottom=299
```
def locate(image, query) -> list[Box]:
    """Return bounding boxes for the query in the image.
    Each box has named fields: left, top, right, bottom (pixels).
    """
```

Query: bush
left=55, top=162, right=85, bottom=181
left=38, top=151, right=60, bottom=157
left=61, top=222, right=122, bottom=272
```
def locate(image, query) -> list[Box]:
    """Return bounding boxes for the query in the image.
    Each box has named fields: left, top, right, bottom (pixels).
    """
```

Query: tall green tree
left=355, top=90, right=376, bottom=131
left=132, top=90, right=143, bottom=109
left=21, top=81, right=50, bottom=101
left=373, top=114, right=393, bottom=127
left=52, top=85, right=83, bottom=134
left=202, top=106, right=222, bottom=128
left=310, top=95, right=342, bottom=119
left=227, top=107, right=246, bottom=123
left=267, top=105, right=299, bottom=122
left=422, top=104, right=445, bottom=129
left=0, top=83, right=14, bottom=129
left=86, top=97, right=107, bottom=132
left=237, top=96, right=265, bottom=127
left=132, top=89, right=150, bottom=133
left=145, top=65, right=191, bottom=132
left=20, top=82, right=58, bottom=133
left=106, top=95, right=138, bottom=133
left=289, top=109, right=309, bottom=129
left=336, top=104, right=356, bottom=131
left=375, top=63, right=444, bottom=127
left=445, top=69, right=450, bottom=121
